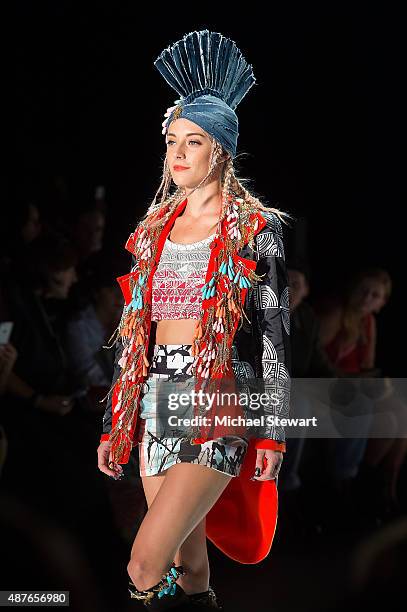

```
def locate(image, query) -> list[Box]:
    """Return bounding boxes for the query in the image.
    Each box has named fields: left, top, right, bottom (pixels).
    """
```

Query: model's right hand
left=97, top=440, right=123, bottom=479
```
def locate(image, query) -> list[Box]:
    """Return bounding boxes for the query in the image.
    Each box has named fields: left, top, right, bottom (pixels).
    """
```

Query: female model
left=97, top=30, right=292, bottom=610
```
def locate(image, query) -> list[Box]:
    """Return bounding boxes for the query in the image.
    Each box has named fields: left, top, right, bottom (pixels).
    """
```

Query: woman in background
left=319, top=267, right=391, bottom=375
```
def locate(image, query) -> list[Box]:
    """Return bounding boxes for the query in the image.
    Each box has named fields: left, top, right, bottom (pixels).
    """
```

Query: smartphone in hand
left=0, top=322, right=13, bottom=345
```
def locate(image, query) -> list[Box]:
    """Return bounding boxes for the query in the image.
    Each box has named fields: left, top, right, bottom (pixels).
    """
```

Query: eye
left=166, top=139, right=201, bottom=146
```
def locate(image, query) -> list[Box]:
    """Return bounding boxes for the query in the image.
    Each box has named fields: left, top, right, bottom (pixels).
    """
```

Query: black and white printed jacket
left=102, top=210, right=291, bottom=447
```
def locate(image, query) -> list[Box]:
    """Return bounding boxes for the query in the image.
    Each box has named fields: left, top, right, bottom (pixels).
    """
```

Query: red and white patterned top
left=151, top=233, right=215, bottom=321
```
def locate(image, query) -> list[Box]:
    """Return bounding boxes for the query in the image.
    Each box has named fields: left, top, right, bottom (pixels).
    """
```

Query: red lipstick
left=173, top=165, right=190, bottom=171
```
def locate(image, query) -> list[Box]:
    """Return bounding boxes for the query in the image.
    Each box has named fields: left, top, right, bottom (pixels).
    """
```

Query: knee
left=127, top=556, right=152, bottom=588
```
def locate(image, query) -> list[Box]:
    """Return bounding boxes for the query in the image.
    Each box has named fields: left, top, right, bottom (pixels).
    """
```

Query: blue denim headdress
left=154, top=30, right=256, bottom=159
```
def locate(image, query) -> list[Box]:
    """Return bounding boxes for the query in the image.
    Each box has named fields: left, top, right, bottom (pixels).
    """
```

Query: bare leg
left=128, top=463, right=232, bottom=591
left=140, top=471, right=210, bottom=594
left=173, top=517, right=209, bottom=595
left=141, top=472, right=166, bottom=508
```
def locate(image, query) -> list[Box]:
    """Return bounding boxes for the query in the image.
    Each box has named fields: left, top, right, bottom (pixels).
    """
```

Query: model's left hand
left=251, top=449, right=283, bottom=481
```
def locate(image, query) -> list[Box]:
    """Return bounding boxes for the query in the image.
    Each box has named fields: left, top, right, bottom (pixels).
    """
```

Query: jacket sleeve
left=100, top=339, right=123, bottom=442
left=252, top=212, right=291, bottom=451
left=100, top=254, right=137, bottom=443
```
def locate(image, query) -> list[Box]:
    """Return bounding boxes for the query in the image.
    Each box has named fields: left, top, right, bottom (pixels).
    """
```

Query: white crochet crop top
left=151, top=233, right=215, bottom=321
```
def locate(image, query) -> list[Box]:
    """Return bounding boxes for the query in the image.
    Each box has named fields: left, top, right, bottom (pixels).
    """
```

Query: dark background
left=9, top=4, right=405, bottom=374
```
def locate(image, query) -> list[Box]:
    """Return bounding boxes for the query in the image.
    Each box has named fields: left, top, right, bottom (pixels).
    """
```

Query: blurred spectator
left=64, top=252, right=123, bottom=392
left=0, top=230, right=115, bottom=534
left=288, top=257, right=337, bottom=378
left=0, top=343, right=18, bottom=396
left=94, top=185, right=107, bottom=216
left=318, top=267, right=392, bottom=375
left=3, top=231, right=79, bottom=410
left=0, top=200, right=42, bottom=276
left=20, top=201, right=42, bottom=244
left=71, top=207, right=106, bottom=264
left=316, top=268, right=402, bottom=525
left=279, top=257, right=337, bottom=539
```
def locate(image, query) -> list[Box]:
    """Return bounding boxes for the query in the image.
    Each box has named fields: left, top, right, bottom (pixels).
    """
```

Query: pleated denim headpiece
left=154, top=30, right=256, bottom=159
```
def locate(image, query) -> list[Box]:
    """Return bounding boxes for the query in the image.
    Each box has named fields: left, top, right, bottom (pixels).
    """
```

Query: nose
left=174, top=143, right=186, bottom=158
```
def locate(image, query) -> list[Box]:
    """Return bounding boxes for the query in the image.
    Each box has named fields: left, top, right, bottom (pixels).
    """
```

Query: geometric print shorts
left=137, top=344, right=248, bottom=478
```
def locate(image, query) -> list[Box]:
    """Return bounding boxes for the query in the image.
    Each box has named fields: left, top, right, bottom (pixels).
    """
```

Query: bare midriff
left=155, top=319, right=197, bottom=345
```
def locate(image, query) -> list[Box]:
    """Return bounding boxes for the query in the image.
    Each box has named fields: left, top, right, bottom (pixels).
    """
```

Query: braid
left=146, top=164, right=167, bottom=215
left=142, top=158, right=183, bottom=228
left=159, top=158, right=173, bottom=207
left=219, top=157, right=235, bottom=227
left=229, top=169, right=293, bottom=226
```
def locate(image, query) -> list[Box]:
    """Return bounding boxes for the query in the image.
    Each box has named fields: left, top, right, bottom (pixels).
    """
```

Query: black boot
left=181, top=585, right=223, bottom=610
left=128, top=563, right=189, bottom=609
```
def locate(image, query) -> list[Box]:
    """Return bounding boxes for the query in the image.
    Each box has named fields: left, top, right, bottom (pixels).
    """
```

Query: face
left=288, top=269, right=309, bottom=311
left=350, top=278, right=387, bottom=314
left=166, top=118, right=221, bottom=190
left=48, top=266, right=78, bottom=299
left=76, top=211, right=105, bottom=253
